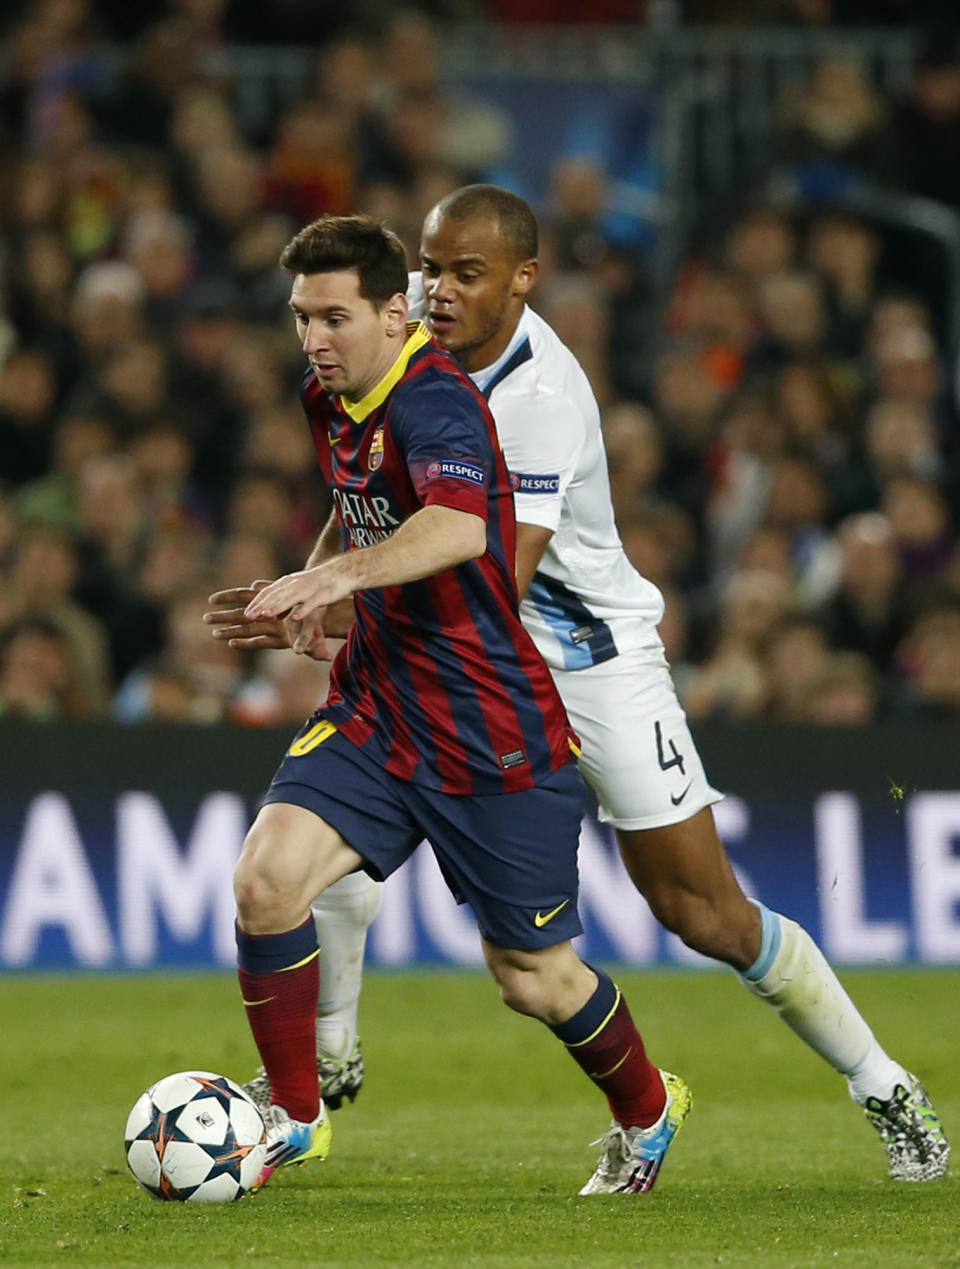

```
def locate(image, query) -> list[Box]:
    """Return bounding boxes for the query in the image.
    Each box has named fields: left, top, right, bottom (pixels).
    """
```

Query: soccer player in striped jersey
left=209, top=192, right=947, bottom=1189
left=228, top=213, right=690, bottom=1192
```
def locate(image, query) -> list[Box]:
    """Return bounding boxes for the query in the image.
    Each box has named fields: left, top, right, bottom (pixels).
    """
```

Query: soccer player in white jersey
left=207, top=185, right=948, bottom=1191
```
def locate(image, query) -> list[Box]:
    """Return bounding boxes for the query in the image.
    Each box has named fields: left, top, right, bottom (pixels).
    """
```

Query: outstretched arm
left=245, top=504, right=487, bottom=622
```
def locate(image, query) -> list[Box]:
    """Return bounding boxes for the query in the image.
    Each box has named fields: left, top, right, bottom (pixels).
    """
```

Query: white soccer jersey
left=409, top=276, right=665, bottom=672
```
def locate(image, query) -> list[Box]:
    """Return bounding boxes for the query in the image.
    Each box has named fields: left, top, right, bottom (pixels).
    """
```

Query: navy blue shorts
left=262, top=720, right=585, bottom=951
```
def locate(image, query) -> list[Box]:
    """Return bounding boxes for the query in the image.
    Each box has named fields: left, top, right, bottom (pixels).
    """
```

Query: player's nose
left=302, top=320, right=329, bottom=354
left=426, top=272, right=455, bottom=303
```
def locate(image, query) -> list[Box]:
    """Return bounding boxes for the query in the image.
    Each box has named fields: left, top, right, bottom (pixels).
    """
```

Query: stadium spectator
left=535, top=274, right=616, bottom=406
left=896, top=599, right=960, bottom=713
left=262, top=99, right=357, bottom=224
left=762, top=454, right=841, bottom=608
left=231, top=646, right=334, bottom=727
left=705, top=389, right=785, bottom=582
left=602, top=401, right=665, bottom=519
left=213, top=529, right=287, bottom=594
left=806, top=649, right=880, bottom=723
left=369, top=11, right=512, bottom=179
left=724, top=206, right=798, bottom=284
left=820, top=512, right=913, bottom=672
left=544, top=155, right=644, bottom=296
left=892, top=36, right=960, bottom=212
left=681, top=568, right=786, bottom=719
left=0, top=615, right=79, bottom=721
left=805, top=212, right=883, bottom=358
left=3, top=522, right=112, bottom=715
left=618, top=502, right=697, bottom=592
left=102, top=17, right=201, bottom=148
left=753, top=269, right=830, bottom=368
left=773, top=358, right=850, bottom=469
left=15, top=411, right=115, bottom=528
left=0, top=347, right=58, bottom=486
left=114, top=584, right=244, bottom=722
left=772, top=54, right=890, bottom=194
left=881, top=474, right=955, bottom=582
left=764, top=614, right=832, bottom=720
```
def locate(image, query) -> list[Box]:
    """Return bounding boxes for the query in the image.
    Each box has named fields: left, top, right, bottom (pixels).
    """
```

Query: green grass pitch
left=2, top=968, right=957, bottom=1268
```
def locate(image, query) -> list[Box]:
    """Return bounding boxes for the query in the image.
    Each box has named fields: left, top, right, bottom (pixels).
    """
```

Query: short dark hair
left=432, top=185, right=538, bottom=262
left=279, top=214, right=409, bottom=307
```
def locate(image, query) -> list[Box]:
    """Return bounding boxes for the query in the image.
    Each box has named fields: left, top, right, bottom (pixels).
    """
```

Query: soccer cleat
left=252, top=1102, right=332, bottom=1191
left=578, top=1070, right=692, bottom=1196
left=317, top=1039, right=365, bottom=1110
left=862, top=1073, right=950, bottom=1182
left=243, top=1035, right=365, bottom=1115
left=579, top=1070, right=692, bottom=1195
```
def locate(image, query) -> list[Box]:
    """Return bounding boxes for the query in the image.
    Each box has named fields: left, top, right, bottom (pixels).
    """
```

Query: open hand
left=204, top=579, right=334, bottom=660
left=203, top=580, right=290, bottom=651
left=243, top=565, right=351, bottom=625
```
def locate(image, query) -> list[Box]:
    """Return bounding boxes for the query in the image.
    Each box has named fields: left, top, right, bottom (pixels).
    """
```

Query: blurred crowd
left=0, top=0, right=958, bottom=726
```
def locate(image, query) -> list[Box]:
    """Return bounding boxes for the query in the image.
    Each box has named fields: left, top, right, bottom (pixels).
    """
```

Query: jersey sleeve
left=391, top=375, right=494, bottom=523
left=494, top=390, right=586, bottom=533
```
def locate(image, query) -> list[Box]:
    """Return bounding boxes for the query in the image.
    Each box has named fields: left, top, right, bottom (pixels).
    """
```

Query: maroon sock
left=550, top=970, right=666, bottom=1128
left=236, top=918, right=320, bottom=1123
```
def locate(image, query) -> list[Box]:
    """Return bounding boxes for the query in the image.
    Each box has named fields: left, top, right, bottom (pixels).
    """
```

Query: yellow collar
left=340, top=322, right=432, bottom=423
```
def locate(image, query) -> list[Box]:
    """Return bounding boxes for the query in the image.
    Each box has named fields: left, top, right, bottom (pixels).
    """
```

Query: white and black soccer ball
left=124, top=1070, right=267, bottom=1202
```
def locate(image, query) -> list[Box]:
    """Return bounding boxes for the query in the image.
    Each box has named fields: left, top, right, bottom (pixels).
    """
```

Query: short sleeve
left=391, top=375, right=495, bottom=523
left=494, top=391, right=586, bottom=533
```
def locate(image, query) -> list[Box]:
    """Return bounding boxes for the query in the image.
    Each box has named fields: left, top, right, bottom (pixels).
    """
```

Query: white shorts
left=552, top=645, right=723, bottom=831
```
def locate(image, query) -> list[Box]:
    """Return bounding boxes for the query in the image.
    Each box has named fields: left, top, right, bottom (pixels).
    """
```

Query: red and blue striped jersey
left=300, top=321, right=578, bottom=795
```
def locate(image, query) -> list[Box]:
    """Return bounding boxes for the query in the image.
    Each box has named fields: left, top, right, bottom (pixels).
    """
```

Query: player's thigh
left=258, top=720, right=424, bottom=884
left=555, top=650, right=722, bottom=830
left=238, top=800, right=362, bottom=907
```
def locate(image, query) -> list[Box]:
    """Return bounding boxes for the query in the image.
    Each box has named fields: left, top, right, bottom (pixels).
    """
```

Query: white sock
left=311, top=871, right=383, bottom=1061
left=741, top=907, right=907, bottom=1104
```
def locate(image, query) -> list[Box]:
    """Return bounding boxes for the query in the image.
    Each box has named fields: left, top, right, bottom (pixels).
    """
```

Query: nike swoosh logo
left=535, top=899, right=570, bottom=928
left=241, top=996, right=277, bottom=1007
left=329, top=437, right=341, bottom=446
left=670, top=782, right=693, bottom=806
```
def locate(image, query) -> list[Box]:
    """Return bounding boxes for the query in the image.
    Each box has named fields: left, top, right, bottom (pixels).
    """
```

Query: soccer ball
left=124, top=1070, right=267, bottom=1202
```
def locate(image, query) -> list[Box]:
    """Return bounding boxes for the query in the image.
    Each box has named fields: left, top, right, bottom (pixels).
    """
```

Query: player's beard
left=436, top=303, right=511, bottom=370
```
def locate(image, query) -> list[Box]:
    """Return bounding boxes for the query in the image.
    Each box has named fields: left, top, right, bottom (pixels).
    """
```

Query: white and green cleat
left=579, top=1070, right=692, bottom=1195
left=243, top=1033, right=365, bottom=1115
left=861, top=1072, right=950, bottom=1182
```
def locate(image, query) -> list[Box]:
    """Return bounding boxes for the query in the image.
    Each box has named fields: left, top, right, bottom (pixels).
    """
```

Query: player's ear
left=513, top=258, right=539, bottom=298
left=383, top=291, right=408, bottom=335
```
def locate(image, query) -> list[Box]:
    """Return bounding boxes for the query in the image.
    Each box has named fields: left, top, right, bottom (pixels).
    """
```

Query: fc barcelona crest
left=368, top=426, right=385, bottom=471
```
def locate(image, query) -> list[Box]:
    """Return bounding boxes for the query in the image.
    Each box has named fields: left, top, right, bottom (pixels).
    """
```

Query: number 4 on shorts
left=654, top=720, right=686, bottom=775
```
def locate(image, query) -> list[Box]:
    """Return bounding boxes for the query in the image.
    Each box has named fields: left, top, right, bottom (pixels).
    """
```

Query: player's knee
left=489, top=951, right=589, bottom=1023
left=233, top=854, right=271, bottom=926
left=234, top=835, right=298, bottom=931
left=489, top=954, right=566, bottom=1019
left=489, top=964, right=536, bottom=1016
